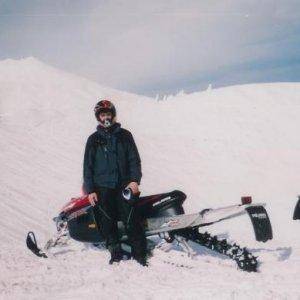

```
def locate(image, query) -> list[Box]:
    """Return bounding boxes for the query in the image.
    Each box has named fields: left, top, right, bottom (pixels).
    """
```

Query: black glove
left=122, top=188, right=140, bottom=205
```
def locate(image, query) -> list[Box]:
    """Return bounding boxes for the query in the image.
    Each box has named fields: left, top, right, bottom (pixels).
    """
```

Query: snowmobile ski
left=26, top=232, right=47, bottom=258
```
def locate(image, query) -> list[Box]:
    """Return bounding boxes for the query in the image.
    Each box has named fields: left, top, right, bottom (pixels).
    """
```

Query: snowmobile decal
left=68, top=207, right=88, bottom=220
left=160, top=219, right=180, bottom=228
left=152, top=196, right=172, bottom=207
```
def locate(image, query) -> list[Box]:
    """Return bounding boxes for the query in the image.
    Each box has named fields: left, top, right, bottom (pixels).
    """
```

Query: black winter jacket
left=83, top=123, right=142, bottom=193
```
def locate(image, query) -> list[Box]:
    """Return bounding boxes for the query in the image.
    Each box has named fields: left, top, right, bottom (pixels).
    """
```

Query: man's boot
left=108, top=244, right=123, bottom=265
left=131, top=239, right=148, bottom=267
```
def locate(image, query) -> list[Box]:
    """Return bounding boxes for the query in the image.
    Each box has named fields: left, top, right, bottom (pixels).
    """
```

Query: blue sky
left=0, top=1, right=300, bottom=96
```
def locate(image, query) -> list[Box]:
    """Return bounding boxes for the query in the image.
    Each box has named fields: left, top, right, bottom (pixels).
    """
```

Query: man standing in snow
left=83, top=100, right=147, bottom=266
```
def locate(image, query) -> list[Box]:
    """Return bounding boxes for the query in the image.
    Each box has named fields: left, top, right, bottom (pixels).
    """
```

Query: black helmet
left=94, top=100, right=116, bottom=121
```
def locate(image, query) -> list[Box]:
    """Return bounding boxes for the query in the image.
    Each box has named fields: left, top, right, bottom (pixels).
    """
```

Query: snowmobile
left=26, top=189, right=273, bottom=272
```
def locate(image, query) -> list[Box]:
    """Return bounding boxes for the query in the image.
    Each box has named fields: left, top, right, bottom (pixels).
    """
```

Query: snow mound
left=1, top=58, right=300, bottom=299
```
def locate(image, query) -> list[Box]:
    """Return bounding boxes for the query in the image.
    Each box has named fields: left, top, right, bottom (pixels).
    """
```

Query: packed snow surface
left=1, top=58, right=300, bottom=299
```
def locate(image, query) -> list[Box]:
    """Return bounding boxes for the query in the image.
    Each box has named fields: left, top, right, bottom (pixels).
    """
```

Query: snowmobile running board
left=146, top=203, right=273, bottom=242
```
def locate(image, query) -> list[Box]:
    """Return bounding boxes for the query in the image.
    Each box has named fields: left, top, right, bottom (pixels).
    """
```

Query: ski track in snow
left=1, top=58, right=300, bottom=299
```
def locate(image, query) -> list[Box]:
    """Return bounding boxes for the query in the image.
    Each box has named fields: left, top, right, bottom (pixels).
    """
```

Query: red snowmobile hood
left=61, top=196, right=90, bottom=215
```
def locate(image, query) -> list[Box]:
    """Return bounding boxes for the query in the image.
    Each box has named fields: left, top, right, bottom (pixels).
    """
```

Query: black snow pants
left=94, top=187, right=147, bottom=260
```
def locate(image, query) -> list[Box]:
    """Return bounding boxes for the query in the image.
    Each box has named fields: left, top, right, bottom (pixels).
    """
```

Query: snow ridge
left=1, top=58, right=300, bottom=299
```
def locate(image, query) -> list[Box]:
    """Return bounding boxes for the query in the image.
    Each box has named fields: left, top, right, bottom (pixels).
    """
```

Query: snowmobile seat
left=136, top=190, right=186, bottom=218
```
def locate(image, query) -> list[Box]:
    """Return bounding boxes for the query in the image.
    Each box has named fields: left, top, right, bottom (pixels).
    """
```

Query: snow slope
left=1, top=58, right=300, bottom=299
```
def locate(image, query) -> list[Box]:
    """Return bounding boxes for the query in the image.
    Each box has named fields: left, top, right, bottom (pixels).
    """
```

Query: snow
left=1, top=57, right=300, bottom=299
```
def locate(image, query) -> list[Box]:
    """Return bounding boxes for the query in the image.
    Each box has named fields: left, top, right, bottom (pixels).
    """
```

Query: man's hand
left=126, top=182, right=140, bottom=195
left=88, top=192, right=98, bottom=206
